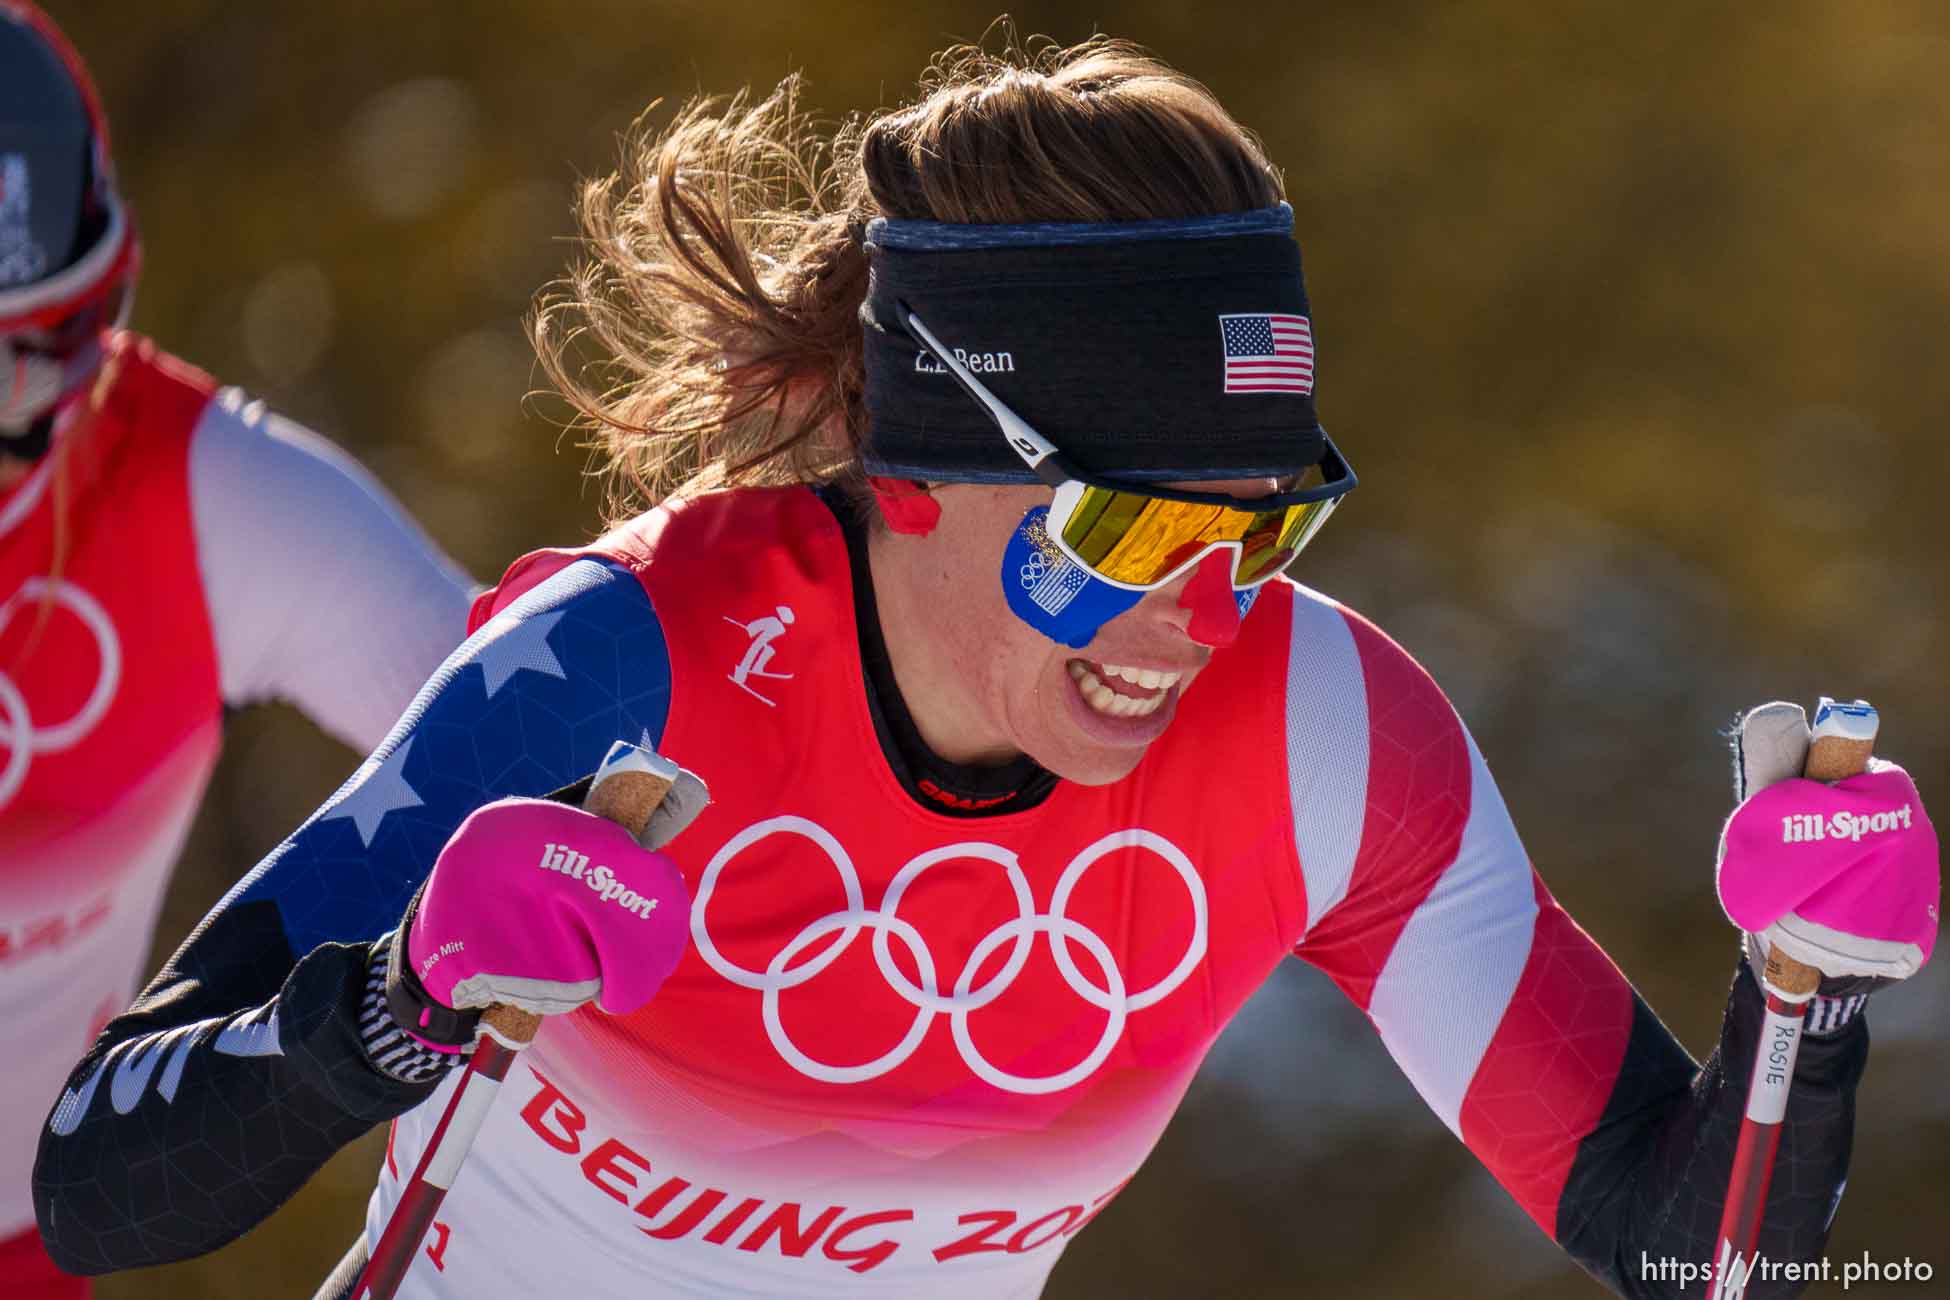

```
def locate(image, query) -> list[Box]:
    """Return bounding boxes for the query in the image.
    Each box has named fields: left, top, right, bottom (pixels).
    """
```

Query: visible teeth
left=1069, top=662, right=1170, bottom=719
left=1098, top=663, right=1183, bottom=692
left=1071, top=664, right=1118, bottom=713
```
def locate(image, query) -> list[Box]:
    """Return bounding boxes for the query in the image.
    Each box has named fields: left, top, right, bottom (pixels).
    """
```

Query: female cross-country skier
left=33, top=35, right=1938, bottom=1300
left=1, top=6, right=474, bottom=1296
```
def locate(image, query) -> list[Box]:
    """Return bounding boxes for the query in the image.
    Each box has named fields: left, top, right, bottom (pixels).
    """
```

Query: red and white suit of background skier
left=0, top=6, right=475, bottom=1296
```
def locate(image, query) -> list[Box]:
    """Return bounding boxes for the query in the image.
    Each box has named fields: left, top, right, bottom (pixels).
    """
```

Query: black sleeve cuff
left=280, top=939, right=453, bottom=1120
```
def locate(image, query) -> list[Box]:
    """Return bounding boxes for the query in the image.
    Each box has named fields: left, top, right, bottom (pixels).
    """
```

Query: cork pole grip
left=1760, top=725, right=1877, bottom=999
left=584, top=765, right=676, bottom=839
left=478, top=761, right=677, bottom=1049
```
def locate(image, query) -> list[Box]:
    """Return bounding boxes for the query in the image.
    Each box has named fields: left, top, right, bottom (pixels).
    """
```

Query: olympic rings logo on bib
left=690, top=817, right=1209, bottom=1096
left=0, top=578, right=123, bottom=811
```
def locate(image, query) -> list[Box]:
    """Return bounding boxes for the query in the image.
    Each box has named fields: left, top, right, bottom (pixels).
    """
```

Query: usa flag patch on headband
left=1220, top=313, right=1314, bottom=395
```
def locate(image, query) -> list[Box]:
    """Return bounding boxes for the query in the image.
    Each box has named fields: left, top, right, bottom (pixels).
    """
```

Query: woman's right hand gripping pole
left=386, top=743, right=706, bottom=1058
left=354, top=744, right=706, bottom=1300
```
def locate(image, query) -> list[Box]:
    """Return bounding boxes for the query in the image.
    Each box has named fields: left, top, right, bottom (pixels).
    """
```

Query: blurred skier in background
left=1, top=6, right=476, bottom=1295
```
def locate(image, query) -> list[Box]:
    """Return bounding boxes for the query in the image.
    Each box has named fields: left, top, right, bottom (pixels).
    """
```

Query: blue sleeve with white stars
left=33, top=558, right=673, bottom=1275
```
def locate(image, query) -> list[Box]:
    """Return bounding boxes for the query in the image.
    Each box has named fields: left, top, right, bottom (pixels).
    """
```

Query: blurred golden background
left=37, top=1, right=1948, bottom=1296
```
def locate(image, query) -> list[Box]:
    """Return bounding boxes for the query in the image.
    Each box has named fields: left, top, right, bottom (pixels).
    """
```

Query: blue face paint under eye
left=1001, top=507, right=1142, bottom=649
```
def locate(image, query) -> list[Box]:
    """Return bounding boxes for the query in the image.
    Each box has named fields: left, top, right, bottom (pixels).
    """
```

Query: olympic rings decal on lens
left=690, top=816, right=1208, bottom=1095
left=0, top=577, right=123, bottom=812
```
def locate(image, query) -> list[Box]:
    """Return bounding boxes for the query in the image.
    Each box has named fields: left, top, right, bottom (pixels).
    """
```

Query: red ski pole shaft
left=354, top=744, right=677, bottom=1300
left=355, top=1010, right=533, bottom=1300
left=1708, top=700, right=1877, bottom=1300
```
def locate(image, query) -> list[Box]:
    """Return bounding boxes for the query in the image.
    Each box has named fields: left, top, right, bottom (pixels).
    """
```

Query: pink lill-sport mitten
left=1716, top=701, right=1939, bottom=1030
left=393, top=795, right=692, bottom=1051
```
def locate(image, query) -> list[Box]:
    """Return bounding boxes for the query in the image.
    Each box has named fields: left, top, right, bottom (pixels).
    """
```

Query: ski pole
left=354, top=740, right=681, bottom=1300
left=1707, top=697, right=1878, bottom=1300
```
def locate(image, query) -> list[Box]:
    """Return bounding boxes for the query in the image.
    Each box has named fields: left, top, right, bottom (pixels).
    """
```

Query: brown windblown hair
left=531, top=35, right=1284, bottom=526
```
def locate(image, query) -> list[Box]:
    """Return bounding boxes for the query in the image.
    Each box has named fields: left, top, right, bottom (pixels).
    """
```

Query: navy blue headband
left=864, top=202, right=1296, bottom=251
left=859, top=203, right=1325, bottom=484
